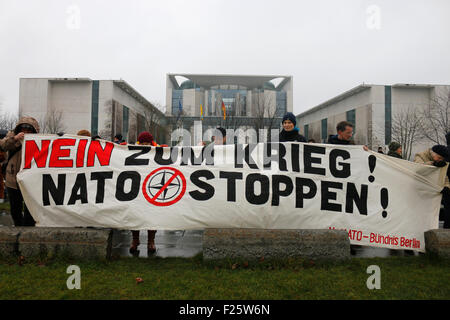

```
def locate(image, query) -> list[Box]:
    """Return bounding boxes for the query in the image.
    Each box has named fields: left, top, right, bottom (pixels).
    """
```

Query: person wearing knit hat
left=432, top=144, right=449, bottom=162
left=444, top=133, right=450, bottom=228
left=137, top=131, right=157, bottom=146
left=414, top=144, right=450, bottom=228
left=387, top=142, right=402, bottom=159
left=279, top=112, right=306, bottom=142
left=415, top=144, right=448, bottom=167
left=129, top=131, right=159, bottom=255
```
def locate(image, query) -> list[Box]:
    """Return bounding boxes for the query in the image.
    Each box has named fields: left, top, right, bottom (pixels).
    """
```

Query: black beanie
left=432, top=145, right=449, bottom=160
left=282, top=112, right=296, bottom=126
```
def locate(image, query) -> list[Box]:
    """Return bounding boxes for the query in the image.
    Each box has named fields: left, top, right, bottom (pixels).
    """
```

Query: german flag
left=221, top=101, right=226, bottom=120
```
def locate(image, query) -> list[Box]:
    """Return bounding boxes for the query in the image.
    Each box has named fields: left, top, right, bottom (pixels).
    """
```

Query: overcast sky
left=1, top=0, right=449, bottom=116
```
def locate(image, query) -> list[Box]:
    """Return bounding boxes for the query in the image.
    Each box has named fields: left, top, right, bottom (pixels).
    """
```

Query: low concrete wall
left=0, top=227, right=113, bottom=260
left=0, top=227, right=20, bottom=257
left=425, top=229, right=450, bottom=259
left=203, top=228, right=350, bottom=261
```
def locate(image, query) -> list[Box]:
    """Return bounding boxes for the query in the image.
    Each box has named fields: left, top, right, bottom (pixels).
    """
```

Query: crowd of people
left=0, top=113, right=448, bottom=257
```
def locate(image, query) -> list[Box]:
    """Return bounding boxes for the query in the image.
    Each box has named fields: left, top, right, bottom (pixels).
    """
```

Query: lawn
left=0, top=254, right=448, bottom=300
left=0, top=201, right=10, bottom=213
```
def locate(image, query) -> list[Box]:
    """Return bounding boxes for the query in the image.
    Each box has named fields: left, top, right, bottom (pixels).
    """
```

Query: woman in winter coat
left=0, top=117, right=40, bottom=226
left=129, top=131, right=159, bottom=255
left=279, top=112, right=307, bottom=143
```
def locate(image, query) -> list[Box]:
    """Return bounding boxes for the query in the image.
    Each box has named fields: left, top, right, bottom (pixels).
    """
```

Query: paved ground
left=111, top=229, right=204, bottom=258
left=1, top=210, right=442, bottom=258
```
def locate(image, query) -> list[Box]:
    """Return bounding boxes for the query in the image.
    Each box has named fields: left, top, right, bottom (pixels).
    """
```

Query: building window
left=385, top=86, right=392, bottom=145
left=276, top=91, right=287, bottom=117
left=346, top=109, right=356, bottom=131
left=304, top=124, right=309, bottom=141
left=91, top=80, right=99, bottom=136
left=172, top=89, right=183, bottom=116
left=321, top=118, right=328, bottom=142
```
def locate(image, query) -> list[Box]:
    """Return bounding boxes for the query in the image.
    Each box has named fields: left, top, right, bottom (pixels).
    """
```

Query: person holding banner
left=444, top=132, right=450, bottom=228
left=415, top=145, right=450, bottom=228
left=0, top=117, right=39, bottom=226
left=328, top=121, right=355, bottom=145
left=415, top=144, right=450, bottom=229
left=387, top=142, right=402, bottom=159
left=129, top=131, right=158, bottom=255
left=279, top=112, right=307, bottom=143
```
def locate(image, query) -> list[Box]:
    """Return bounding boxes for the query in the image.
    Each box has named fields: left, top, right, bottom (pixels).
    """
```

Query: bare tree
left=39, top=108, right=66, bottom=134
left=0, top=112, right=19, bottom=131
left=391, top=106, right=424, bottom=160
left=252, top=90, right=279, bottom=142
left=143, top=101, right=167, bottom=143
left=98, top=100, right=113, bottom=140
left=420, top=87, right=450, bottom=145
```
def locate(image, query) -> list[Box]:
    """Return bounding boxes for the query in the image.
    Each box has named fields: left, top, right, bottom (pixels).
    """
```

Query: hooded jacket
left=0, top=117, right=39, bottom=189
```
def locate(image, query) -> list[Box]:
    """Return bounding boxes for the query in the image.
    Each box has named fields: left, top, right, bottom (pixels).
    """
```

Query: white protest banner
left=17, top=135, right=446, bottom=252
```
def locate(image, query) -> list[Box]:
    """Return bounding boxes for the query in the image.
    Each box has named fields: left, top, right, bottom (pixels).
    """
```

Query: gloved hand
left=433, top=160, right=447, bottom=167
left=441, top=187, right=450, bottom=197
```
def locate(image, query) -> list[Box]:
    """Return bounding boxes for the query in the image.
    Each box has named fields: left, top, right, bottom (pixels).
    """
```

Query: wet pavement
left=0, top=210, right=444, bottom=258
left=111, top=229, right=204, bottom=258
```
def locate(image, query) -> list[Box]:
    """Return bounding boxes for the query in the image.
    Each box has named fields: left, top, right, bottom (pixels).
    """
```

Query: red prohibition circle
left=142, top=167, right=186, bottom=207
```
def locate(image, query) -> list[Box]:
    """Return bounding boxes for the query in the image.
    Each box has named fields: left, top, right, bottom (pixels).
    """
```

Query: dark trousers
left=7, top=187, right=35, bottom=227
left=443, top=193, right=450, bottom=229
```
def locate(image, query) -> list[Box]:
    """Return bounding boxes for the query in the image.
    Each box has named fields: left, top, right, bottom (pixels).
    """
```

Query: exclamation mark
left=381, top=188, right=388, bottom=218
left=368, top=155, right=376, bottom=182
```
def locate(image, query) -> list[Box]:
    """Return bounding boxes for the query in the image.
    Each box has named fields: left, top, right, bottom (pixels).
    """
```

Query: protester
left=0, top=117, right=39, bottom=226
left=114, top=133, right=124, bottom=144
left=0, top=130, right=7, bottom=204
left=444, top=132, right=450, bottom=228
left=92, top=134, right=102, bottom=140
left=387, top=142, right=402, bottom=159
left=77, top=129, right=91, bottom=137
left=414, top=145, right=448, bottom=167
left=0, top=150, right=5, bottom=204
left=415, top=144, right=450, bottom=229
left=328, top=121, right=355, bottom=145
left=279, top=112, right=306, bottom=142
left=129, top=131, right=158, bottom=255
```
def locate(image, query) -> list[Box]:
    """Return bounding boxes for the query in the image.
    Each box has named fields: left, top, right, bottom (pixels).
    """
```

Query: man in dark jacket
left=387, top=142, right=402, bottom=159
left=443, top=132, right=450, bottom=228
left=279, top=112, right=307, bottom=142
left=328, top=121, right=355, bottom=145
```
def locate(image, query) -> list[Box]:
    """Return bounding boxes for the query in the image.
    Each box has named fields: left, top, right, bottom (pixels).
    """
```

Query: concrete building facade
left=19, top=78, right=167, bottom=143
left=296, top=84, right=450, bottom=159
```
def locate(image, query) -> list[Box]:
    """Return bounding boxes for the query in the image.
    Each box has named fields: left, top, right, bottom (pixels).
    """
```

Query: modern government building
left=296, top=83, right=450, bottom=159
left=18, top=76, right=449, bottom=157
left=19, top=74, right=293, bottom=144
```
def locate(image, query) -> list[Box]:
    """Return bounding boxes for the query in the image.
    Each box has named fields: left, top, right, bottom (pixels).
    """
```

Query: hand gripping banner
left=17, top=135, right=446, bottom=252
